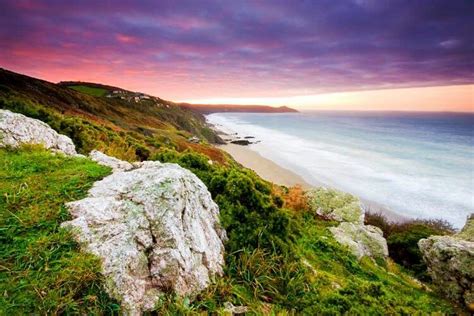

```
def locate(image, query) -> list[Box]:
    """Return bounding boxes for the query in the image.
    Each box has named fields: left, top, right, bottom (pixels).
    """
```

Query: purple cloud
left=0, top=0, right=472, bottom=100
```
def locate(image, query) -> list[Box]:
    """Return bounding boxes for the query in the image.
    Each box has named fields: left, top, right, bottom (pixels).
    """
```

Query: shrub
left=151, top=149, right=291, bottom=253
left=364, top=212, right=392, bottom=237
left=273, top=185, right=308, bottom=212
left=365, top=212, right=455, bottom=279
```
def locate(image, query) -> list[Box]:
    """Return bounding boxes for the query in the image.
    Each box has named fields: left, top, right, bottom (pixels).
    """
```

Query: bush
left=151, top=149, right=291, bottom=253
left=365, top=212, right=455, bottom=279
left=364, top=212, right=392, bottom=237
left=273, top=185, right=308, bottom=212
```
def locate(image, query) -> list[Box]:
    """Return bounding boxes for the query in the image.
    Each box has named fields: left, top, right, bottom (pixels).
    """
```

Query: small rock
left=0, top=109, right=77, bottom=155
left=188, top=136, right=200, bottom=143
left=230, top=140, right=252, bottom=146
left=223, top=302, right=249, bottom=314
left=89, top=150, right=134, bottom=172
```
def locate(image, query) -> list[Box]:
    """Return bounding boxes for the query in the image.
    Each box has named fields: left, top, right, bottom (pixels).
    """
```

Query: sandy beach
left=218, top=143, right=312, bottom=188
left=217, top=142, right=407, bottom=222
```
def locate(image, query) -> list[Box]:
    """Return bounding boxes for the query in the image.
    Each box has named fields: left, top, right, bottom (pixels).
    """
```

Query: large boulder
left=0, top=109, right=76, bottom=155
left=418, top=215, right=474, bottom=310
left=62, top=156, right=227, bottom=314
left=306, top=187, right=364, bottom=224
left=329, top=222, right=389, bottom=259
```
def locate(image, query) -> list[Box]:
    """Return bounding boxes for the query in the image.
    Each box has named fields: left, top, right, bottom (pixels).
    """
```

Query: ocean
left=206, top=111, right=474, bottom=228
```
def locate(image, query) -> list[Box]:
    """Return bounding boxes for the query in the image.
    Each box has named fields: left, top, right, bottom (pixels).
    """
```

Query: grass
left=0, top=146, right=119, bottom=314
left=68, top=85, right=108, bottom=97
left=148, top=212, right=455, bottom=314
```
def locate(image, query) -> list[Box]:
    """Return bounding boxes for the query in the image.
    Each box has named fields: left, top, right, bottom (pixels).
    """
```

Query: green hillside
left=0, top=68, right=225, bottom=162
left=68, top=85, right=108, bottom=97
left=0, top=69, right=458, bottom=314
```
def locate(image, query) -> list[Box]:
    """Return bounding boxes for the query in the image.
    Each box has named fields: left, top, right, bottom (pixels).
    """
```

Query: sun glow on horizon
left=181, top=84, right=474, bottom=112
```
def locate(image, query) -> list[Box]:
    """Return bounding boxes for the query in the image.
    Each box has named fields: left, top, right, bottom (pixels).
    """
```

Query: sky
left=1, top=0, right=473, bottom=111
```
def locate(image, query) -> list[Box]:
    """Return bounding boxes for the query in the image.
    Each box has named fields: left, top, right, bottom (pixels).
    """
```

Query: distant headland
left=179, top=103, right=298, bottom=114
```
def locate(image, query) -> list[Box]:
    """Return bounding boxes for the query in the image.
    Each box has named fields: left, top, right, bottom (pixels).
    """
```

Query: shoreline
left=210, top=121, right=407, bottom=223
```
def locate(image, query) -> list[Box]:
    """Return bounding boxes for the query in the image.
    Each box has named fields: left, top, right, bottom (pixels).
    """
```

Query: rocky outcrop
left=306, top=188, right=364, bottom=224
left=457, top=214, right=474, bottom=242
left=307, top=188, right=388, bottom=260
left=418, top=215, right=474, bottom=310
left=230, top=139, right=252, bottom=146
left=329, top=222, right=389, bottom=259
left=0, top=109, right=76, bottom=155
left=62, top=153, right=227, bottom=314
left=89, top=149, right=134, bottom=171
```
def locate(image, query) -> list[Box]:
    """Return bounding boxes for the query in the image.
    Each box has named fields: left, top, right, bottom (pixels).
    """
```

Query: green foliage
left=153, top=212, right=454, bottom=314
left=365, top=212, right=455, bottom=279
left=152, top=148, right=290, bottom=252
left=68, top=85, right=108, bottom=97
left=0, top=68, right=224, bottom=163
left=0, top=146, right=119, bottom=314
left=0, top=97, right=146, bottom=161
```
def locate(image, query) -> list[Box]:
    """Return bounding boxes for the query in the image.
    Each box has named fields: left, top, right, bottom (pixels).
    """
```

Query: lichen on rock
left=307, top=187, right=388, bottom=260
left=329, top=222, right=388, bottom=259
left=457, top=214, right=474, bottom=242
left=418, top=214, right=474, bottom=310
left=306, top=187, right=364, bottom=224
left=62, top=153, right=227, bottom=314
left=0, top=109, right=77, bottom=155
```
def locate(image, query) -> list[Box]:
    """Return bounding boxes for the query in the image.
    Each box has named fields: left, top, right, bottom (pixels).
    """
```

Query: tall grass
left=0, top=146, right=118, bottom=314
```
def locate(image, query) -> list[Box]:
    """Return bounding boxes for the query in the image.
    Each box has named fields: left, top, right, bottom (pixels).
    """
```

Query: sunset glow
left=185, top=85, right=474, bottom=112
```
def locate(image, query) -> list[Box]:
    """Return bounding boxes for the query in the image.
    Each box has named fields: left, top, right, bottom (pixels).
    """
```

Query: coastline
left=217, top=143, right=312, bottom=188
left=211, top=122, right=407, bottom=223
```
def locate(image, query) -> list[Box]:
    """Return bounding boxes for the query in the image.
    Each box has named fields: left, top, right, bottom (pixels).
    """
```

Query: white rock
left=418, top=215, right=474, bottom=310
left=306, top=187, right=364, bottom=224
left=62, top=159, right=227, bottom=314
left=329, top=222, right=388, bottom=259
left=0, top=109, right=77, bottom=155
left=89, top=150, right=134, bottom=171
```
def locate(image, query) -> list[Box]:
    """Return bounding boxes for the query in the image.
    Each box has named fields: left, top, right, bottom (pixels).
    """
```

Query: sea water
left=206, top=111, right=474, bottom=228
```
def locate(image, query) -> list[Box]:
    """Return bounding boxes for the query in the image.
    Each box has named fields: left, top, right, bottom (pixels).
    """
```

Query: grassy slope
left=0, top=68, right=225, bottom=162
left=68, top=85, right=108, bottom=97
left=0, top=147, right=453, bottom=314
left=151, top=150, right=454, bottom=315
left=0, top=146, right=118, bottom=314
